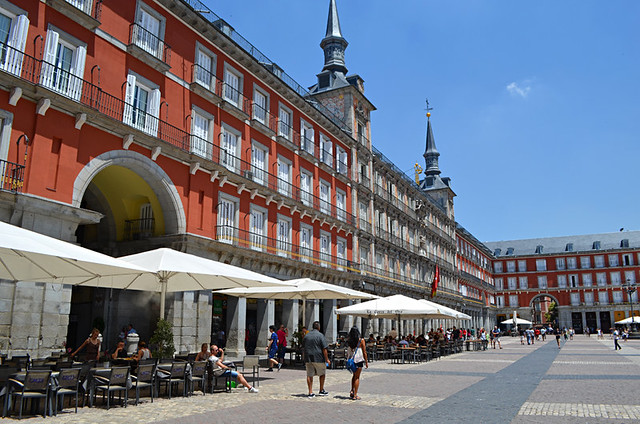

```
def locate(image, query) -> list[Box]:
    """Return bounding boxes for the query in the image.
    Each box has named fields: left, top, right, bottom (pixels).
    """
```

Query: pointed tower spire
left=320, top=0, right=348, bottom=74
left=423, top=103, right=441, bottom=176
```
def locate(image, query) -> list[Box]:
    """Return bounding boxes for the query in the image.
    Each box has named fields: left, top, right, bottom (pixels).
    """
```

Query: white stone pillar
left=282, top=299, right=299, bottom=333
left=225, top=297, right=246, bottom=359
left=256, top=299, right=275, bottom=354
left=323, top=299, right=337, bottom=343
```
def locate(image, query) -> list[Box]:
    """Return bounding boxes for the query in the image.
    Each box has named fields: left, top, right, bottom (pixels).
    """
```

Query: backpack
left=346, top=341, right=360, bottom=373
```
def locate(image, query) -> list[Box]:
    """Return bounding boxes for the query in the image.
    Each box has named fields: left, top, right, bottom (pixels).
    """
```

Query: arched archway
left=529, top=293, right=560, bottom=326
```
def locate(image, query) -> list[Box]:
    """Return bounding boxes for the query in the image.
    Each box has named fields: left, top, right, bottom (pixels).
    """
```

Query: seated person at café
left=398, top=337, right=409, bottom=346
left=209, top=345, right=258, bottom=393
left=195, top=343, right=210, bottom=362
left=111, top=341, right=128, bottom=360
left=136, top=341, right=151, bottom=361
left=367, top=334, right=376, bottom=344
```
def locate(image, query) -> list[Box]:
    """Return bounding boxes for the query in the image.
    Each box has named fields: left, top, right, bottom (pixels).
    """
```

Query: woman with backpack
left=347, top=326, right=368, bottom=400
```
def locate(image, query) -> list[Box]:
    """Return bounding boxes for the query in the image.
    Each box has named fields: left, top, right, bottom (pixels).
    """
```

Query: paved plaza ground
left=12, top=335, right=640, bottom=423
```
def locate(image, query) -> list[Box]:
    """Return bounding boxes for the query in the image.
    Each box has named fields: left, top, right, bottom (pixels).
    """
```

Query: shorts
left=305, top=362, right=326, bottom=377
left=355, top=361, right=364, bottom=368
left=221, top=370, right=239, bottom=378
left=277, top=345, right=286, bottom=359
left=494, top=337, right=500, bottom=342
left=268, top=349, right=277, bottom=359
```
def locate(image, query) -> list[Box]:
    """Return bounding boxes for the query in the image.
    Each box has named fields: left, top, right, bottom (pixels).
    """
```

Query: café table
left=397, top=346, right=416, bottom=364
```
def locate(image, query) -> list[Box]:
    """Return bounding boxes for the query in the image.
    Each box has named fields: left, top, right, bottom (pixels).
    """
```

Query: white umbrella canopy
left=615, top=316, right=640, bottom=325
left=501, top=317, right=533, bottom=325
left=336, top=294, right=441, bottom=319
left=0, top=221, right=147, bottom=285
left=418, top=299, right=472, bottom=320
left=116, top=248, right=286, bottom=318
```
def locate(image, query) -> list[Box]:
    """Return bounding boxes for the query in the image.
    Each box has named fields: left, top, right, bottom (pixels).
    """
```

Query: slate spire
left=423, top=112, right=441, bottom=176
left=320, top=0, right=348, bottom=74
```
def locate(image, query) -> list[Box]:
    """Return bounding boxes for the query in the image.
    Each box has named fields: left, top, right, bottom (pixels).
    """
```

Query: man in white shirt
left=209, top=345, right=258, bottom=392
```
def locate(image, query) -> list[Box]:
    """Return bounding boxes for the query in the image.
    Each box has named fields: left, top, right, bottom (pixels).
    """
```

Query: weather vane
left=425, top=98, right=433, bottom=119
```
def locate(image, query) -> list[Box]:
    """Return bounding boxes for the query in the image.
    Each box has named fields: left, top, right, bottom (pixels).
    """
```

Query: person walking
left=302, top=321, right=330, bottom=398
left=554, top=327, right=562, bottom=348
left=276, top=324, right=288, bottom=368
left=613, top=328, right=622, bottom=350
left=491, top=326, right=502, bottom=349
left=266, top=325, right=280, bottom=371
left=347, top=326, right=368, bottom=400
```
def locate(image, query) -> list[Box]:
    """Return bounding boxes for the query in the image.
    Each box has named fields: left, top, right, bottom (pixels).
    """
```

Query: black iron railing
left=124, top=218, right=155, bottom=241
left=0, top=159, right=25, bottom=192
left=129, top=23, right=171, bottom=65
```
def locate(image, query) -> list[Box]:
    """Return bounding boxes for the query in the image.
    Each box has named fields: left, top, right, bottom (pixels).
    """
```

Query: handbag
left=346, top=343, right=359, bottom=373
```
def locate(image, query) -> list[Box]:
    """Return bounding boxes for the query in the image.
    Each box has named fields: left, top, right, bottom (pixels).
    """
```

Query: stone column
left=196, top=291, right=213, bottom=347
left=282, top=299, right=299, bottom=332
left=225, top=297, right=246, bottom=359
left=256, top=299, right=275, bottom=354
left=306, top=300, right=320, bottom=329
left=323, top=299, right=337, bottom=343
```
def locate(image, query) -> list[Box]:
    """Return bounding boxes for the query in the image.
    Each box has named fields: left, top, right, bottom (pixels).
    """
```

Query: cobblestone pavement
left=9, top=336, right=640, bottom=423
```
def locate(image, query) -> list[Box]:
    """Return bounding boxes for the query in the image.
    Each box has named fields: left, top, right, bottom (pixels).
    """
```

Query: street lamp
left=625, top=279, right=637, bottom=330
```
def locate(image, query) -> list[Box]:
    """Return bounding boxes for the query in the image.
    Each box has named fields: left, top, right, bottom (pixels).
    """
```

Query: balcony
left=276, top=122, right=301, bottom=152
left=46, top=0, right=102, bottom=30
left=190, top=64, right=223, bottom=105
left=124, top=217, right=155, bottom=241
left=250, top=104, right=277, bottom=137
left=213, top=226, right=358, bottom=272
left=359, top=218, right=372, bottom=234
left=128, top=23, right=171, bottom=72
left=220, top=82, right=250, bottom=120
left=0, top=159, right=25, bottom=193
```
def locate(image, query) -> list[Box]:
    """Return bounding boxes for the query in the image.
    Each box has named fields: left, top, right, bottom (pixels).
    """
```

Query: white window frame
left=494, top=262, right=503, bottom=273
left=252, top=85, right=269, bottom=125
left=537, top=275, right=547, bottom=289
left=580, top=256, right=591, bottom=269
left=276, top=215, right=292, bottom=258
left=277, top=104, right=292, bottom=140
left=134, top=2, right=166, bottom=60
left=190, top=105, right=214, bottom=159
left=496, top=295, right=504, bottom=307
left=250, top=140, right=268, bottom=185
left=517, top=260, right=527, bottom=272
left=217, top=193, right=238, bottom=244
left=336, top=145, right=348, bottom=175
left=569, top=274, right=579, bottom=288
left=596, top=272, right=607, bottom=286
left=509, top=295, right=518, bottom=307
left=320, top=134, right=333, bottom=167
left=567, top=257, right=577, bottom=270
left=495, top=278, right=503, bottom=290
left=40, top=26, right=86, bottom=101
left=194, top=42, right=217, bottom=91
left=608, top=254, right=619, bottom=267
left=613, top=290, right=623, bottom=304
left=555, top=257, right=565, bottom=270
left=319, top=179, right=331, bottom=215
left=249, top=205, right=267, bottom=251
left=336, top=236, right=347, bottom=270
left=223, top=63, right=243, bottom=107
left=0, top=109, right=13, bottom=163
left=582, top=273, right=592, bottom=287
left=557, top=275, right=567, bottom=288
left=319, top=231, right=331, bottom=268
left=624, top=270, right=636, bottom=284
left=506, top=261, right=515, bottom=272
left=0, top=2, right=29, bottom=77
left=299, top=223, right=313, bottom=263
left=335, top=189, right=346, bottom=221
left=220, top=123, right=240, bottom=173
left=277, top=156, right=292, bottom=197
left=623, top=254, right=634, bottom=266
left=518, top=276, right=528, bottom=289
left=598, top=291, right=609, bottom=305
left=610, top=271, right=621, bottom=285
left=123, top=71, right=160, bottom=136
left=594, top=255, right=605, bottom=268
left=535, top=259, right=547, bottom=271
left=299, top=169, right=313, bottom=207
left=300, top=120, right=315, bottom=155
left=507, top=277, right=517, bottom=290
left=570, top=292, right=580, bottom=306
left=584, top=291, right=594, bottom=306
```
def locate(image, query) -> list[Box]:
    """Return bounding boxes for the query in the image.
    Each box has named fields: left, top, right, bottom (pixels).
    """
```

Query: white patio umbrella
left=115, top=248, right=286, bottom=318
left=336, top=294, right=443, bottom=336
left=418, top=299, right=472, bottom=320
left=216, top=277, right=379, bottom=325
left=501, top=317, right=532, bottom=325
left=0, top=221, right=147, bottom=285
left=615, top=316, right=639, bottom=325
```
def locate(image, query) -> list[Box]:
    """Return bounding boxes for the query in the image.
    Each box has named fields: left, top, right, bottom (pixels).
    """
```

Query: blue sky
left=203, top=1, right=640, bottom=242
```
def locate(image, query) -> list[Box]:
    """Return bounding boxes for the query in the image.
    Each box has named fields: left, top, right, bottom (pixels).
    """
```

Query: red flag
left=431, top=265, right=439, bottom=298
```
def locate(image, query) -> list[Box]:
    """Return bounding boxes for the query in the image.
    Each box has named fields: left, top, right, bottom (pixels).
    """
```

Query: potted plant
left=150, top=318, right=175, bottom=359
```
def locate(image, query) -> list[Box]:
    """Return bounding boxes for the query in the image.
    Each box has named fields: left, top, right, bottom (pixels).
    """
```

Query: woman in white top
left=136, top=341, right=151, bottom=361
left=347, top=326, right=368, bottom=400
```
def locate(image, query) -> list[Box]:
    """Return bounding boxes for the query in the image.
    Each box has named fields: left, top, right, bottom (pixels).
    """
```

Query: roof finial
left=423, top=99, right=440, bottom=176
left=425, top=98, right=433, bottom=119
left=320, top=0, right=348, bottom=74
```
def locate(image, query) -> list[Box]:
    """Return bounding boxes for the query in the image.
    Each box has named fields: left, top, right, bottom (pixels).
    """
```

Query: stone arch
left=529, top=293, right=560, bottom=308
left=72, top=150, right=186, bottom=234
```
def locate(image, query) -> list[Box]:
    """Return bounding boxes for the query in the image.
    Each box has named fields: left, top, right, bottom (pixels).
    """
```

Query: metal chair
left=93, top=367, right=129, bottom=410
left=1, top=365, right=19, bottom=418
left=242, top=355, right=260, bottom=388
left=7, top=370, right=51, bottom=418
left=54, top=367, right=80, bottom=414
left=189, top=361, right=207, bottom=395
left=5, top=355, right=30, bottom=371
left=157, top=362, right=186, bottom=398
left=332, top=348, right=346, bottom=369
left=133, top=363, right=155, bottom=405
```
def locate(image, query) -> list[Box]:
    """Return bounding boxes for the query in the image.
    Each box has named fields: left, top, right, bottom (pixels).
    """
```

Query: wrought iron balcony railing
left=0, top=159, right=25, bottom=193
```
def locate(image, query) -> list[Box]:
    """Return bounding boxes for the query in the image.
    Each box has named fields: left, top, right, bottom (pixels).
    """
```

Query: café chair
left=93, top=367, right=129, bottom=410
left=54, top=367, right=80, bottom=414
left=8, top=370, right=52, bottom=418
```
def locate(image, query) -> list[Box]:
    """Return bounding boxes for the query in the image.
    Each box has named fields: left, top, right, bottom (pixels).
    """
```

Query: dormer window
left=565, top=243, right=574, bottom=252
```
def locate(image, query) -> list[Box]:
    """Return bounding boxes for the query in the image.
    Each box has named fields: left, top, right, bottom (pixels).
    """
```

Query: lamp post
left=625, top=279, right=637, bottom=331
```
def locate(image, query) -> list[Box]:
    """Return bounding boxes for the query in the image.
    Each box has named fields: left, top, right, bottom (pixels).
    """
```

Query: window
left=494, top=262, right=503, bottom=273
left=598, top=291, right=609, bottom=305
left=624, top=270, right=636, bottom=284
left=301, top=121, right=314, bottom=155
left=537, top=276, right=547, bottom=289
left=0, top=110, right=13, bottom=163
left=190, top=107, right=213, bottom=158
left=299, top=170, right=313, bottom=206
left=41, top=27, right=86, bottom=101
left=336, top=189, right=346, bottom=221
left=222, top=64, right=242, bottom=107
left=567, top=257, right=577, bottom=269
left=359, top=202, right=368, bottom=223
left=506, top=261, right=515, bottom=272
left=250, top=141, right=267, bottom=185
left=580, top=256, right=591, bottom=269
left=249, top=206, right=266, bottom=251
left=320, top=231, right=331, bottom=267
left=570, top=292, right=580, bottom=306
left=555, top=257, right=565, bottom=270
left=123, top=72, right=160, bottom=136
left=336, top=237, right=346, bottom=270
left=299, top=224, right=313, bottom=263
left=252, top=87, right=268, bottom=125
left=336, top=145, right=348, bottom=175
left=319, top=180, right=330, bottom=215
left=623, top=254, right=634, bottom=266
left=495, top=278, right=503, bottom=290
left=278, top=105, right=292, bottom=139
left=569, top=274, right=579, bottom=288
left=594, top=255, right=605, bottom=268
left=596, top=272, right=607, bottom=286
left=194, top=43, right=216, bottom=91
left=584, top=292, right=594, bottom=306
left=518, top=276, right=528, bottom=289
left=0, top=4, right=28, bottom=77
left=217, top=194, right=238, bottom=243
left=276, top=215, right=291, bottom=258
left=134, top=4, right=165, bottom=59
left=509, top=295, right=518, bottom=307
left=608, top=254, right=619, bottom=267
left=613, top=291, right=623, bottom=304
left=536, top=259, right=547, bottom=271
left=610, top=271, right=621, bottom=285
left=375, top=252, right=383, bottom=269
left=221, top=125, right=239, bottom=172
left=277, top=157, right=291, bottom=196
left=320, top=135, right=333, bottom=167
left=557, top=275, right=567, bottom=288
left=359, top=245, right=369, bottom=265
left=582, top=273, right=592, bottom=287
left=517, top=260, right=527, bottom=272
left=507, top=277, right=517, bottom=290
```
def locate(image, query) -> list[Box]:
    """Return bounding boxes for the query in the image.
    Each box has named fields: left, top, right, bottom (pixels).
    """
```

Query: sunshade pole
left=302, top=299, right=306, bottom=329
left=160, top=276, right=167, bottom=319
